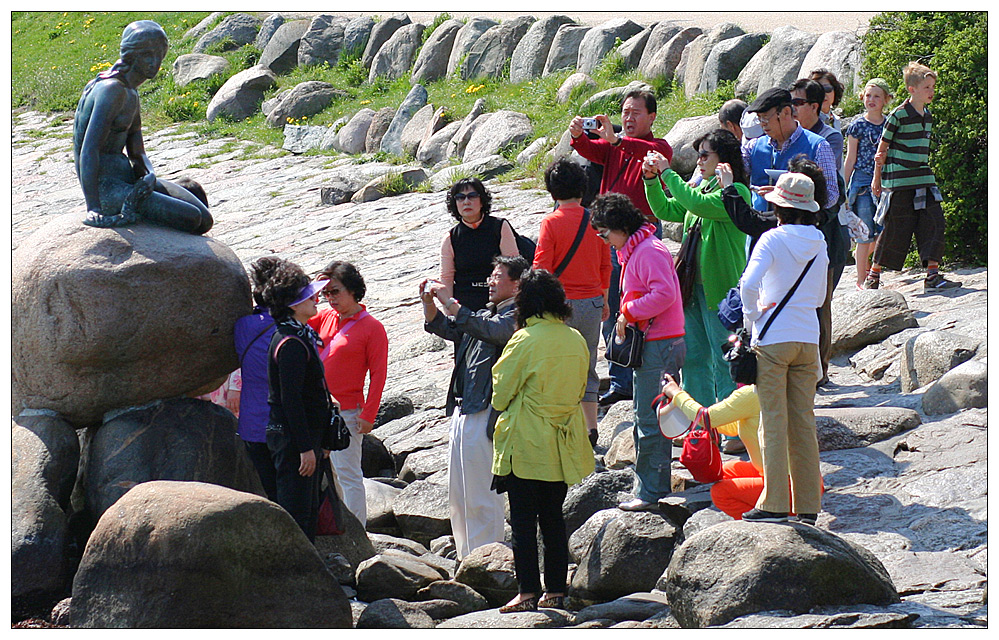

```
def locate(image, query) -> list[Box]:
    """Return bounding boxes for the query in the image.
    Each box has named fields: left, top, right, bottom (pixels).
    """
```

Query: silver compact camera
left=582, top=117, right=598, bottom=130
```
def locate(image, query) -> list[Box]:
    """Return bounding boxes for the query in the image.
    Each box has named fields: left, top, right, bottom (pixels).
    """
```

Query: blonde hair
left=903, top=62, right=937, bottom=88
left=858, top=79, right=893, bottom=102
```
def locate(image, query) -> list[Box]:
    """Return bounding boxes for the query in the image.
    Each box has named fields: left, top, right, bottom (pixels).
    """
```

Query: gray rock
left=735, top=26, right=819, bottom=100
left=454, top=542, right=518, bottom=607
left=446, top=98, right=488, bottom=159
left=921, top=358, right=987, bottom=415
left=509, top=15, right=576, bottom=83
left=680, top=23, right=744, bottom=98
left=260, top=20, right=309, bottom=75
left=595, top=399, right=633, bottom=450
left=260, top=88, right=288, bottom=118
left=543, top=24, right=591, bottom=76
left=416, top=580, right=490, bottom=615
left=313, top=505, right=377, bottom=577
left=462, top=110, right=533, bottom=163
left=899, top=330, right=980, bottom=393
left=343, top=16, right=375, bottom=61
left=556, top=72, right=597, bottom=104
left=377, top=410, right=451, bottom=469
left=720, top=604, right=918, bottom=629
left=255, top=13, right=285, bottom=51
left=86, top=398, right=264, bottom=522
left=579, top=79, right=655, bottom=112
left=369, top=22, right=426, bottom=82
left=616, top=24, right=657, bottom=70
left=641, top=27, right=703, bottom=82
left=322, top=552, right=355, bottom=585
left=193, top=12, right=260, bottom=54
left=266, top=81, right=346, bottom=129
left=356, top=552, right=446, bottom=602
left=375, top=394, right=417, bottom=426
left=298, top=14, right=347, bottom=68
left=576, top=18, right=644, bottom=74
left=206, top=64, right=277, bottom=122
left=448, top=17, right=498, bottom=77
left=172, top=53, right=230, bottom=88
left=356, top=598, right=437, bottom=628
left=575, top=592, right=671, bottom=624
left=681, top=507, right=732, bottom=538
left=430, top=154, right=514, bottom=191
left=665, top=114, right=721, bottom=179
left=515, top=136, right=551, bottom=167
left=50, top=597, right=72, bottom=627
left=364, top=477, right=402, bottom=534
left=418, top=121, right=462, bottom=166
left=461, top=16, right=536, bottom=80
left=815, top=407, right=921, bottom=451
left=282, top=124, right=329, bottom=154
left=663, top=520, right=898, bottom=628
left=661, top=221, right=685, bottom=242
left=831, top=290, right=919, bottom=355
left=411, top=19, right=463, bottom=84
left=365, top=106, right=397, bottom=153
left=636, top=22, right=682, bottom=76
left=399, top=444, right=449, bottom=483
left=399, top=103, right=438, bottom=158
left=182, top=12, right=223, bottom=42
left=848, top=326, right=927, bottom=381
left=699, top=33, right=768, bottom=94
left=430, top=536, right=458, bottom=560
left=563, top=468, right=635, bottom=535
left=570, top=509, right=681, bottom=601
left=336, top=108, right=376, bottom=155
left=380, top=84, right=429, bottom=156
left=351, top=167, right=429, bottom=204
left=392, top=476, right=451, bottom=546
left=798, top=31, right=863, bottom=94
left=70, top=481, right=352, bottom=628
left=319, top=161, right=398, bottom=205
left=438, top=607, right=574, bottom=628
left=369, top=532, right=430, bottom=557
left=362, top=13, right=411, bottom=69
left=12, top=215, right=251, bottom=426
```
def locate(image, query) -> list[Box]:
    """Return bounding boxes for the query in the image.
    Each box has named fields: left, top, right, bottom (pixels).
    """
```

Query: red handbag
left=679, top=407, right=723, bottom=484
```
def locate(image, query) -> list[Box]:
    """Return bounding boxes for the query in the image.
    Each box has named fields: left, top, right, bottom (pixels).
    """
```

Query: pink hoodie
left=618, top=224, right=685, bottom=341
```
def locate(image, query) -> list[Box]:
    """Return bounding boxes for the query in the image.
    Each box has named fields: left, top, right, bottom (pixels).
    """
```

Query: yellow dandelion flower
left=193, top=102, right=198, bottom=107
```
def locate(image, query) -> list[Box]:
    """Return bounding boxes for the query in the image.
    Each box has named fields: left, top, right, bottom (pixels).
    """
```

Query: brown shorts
left=872, top=189, right=945, bottom=271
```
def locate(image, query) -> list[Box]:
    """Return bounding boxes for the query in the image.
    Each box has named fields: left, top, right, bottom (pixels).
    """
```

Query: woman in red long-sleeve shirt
left=309, top=261, right=388, bottom=528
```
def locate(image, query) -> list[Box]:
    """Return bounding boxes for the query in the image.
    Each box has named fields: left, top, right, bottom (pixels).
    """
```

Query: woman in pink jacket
left=590, top=193, right=686, bottom=511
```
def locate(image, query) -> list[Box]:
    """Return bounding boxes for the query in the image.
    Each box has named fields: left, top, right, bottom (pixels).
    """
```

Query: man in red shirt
left=569, top=89, right=672, bottom=406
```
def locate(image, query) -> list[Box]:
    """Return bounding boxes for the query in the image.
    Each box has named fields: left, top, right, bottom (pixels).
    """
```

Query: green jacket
left=491, top=315, right=595, bottom=485
left=645, top=170, right=751, bottom=309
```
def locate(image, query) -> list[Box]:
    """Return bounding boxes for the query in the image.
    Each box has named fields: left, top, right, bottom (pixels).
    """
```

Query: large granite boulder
left=921, top=358, right=988, bottom=415
left=416, top=580, right=491, bottom=615
left=206, top=64, right=277, bottom=122
left=637, top=22, right=682, bottom=76
left=356, top=598, right=438, bottom=628
left=392, top=476, right=451, bottom=546
left=369, top=22, right=426, bottom=82
left=640, top=27, right=703, bottom=82
left=699, top=33, right=768, bottom=94
left=515, top=136, right=551, bottom=167
left=85, top=398, right=264, bottom=521
left=12, top=214, right=250, bottom=426
left=417, top=120, right=462, bottom=166
left=735, top=26, right=819, bottom=100
left=570, top=509, right=681, bottom=602
left=831, top=290, right=918, bottom=355
left=259, top=20, right=309, bottom=75
left=172, top=53, right=229, bottom=88
left=298, top=14, right=347, bottom=68
left=663, top=520, right=899, bottom=628
left=448, top=17, right=498, bottom=76
left=563, top=468, right=635, bottom=536
left=899, top=330, right=980, bottom=393
left=313, top=504, right=378, bottom=577
left=616, top=24, right=657, bottom=70
left=797, top=31, right=863, bottom=94
left=265, top=81, right=346, bottom=128
left=445, top=98, right=488, bottom=159
left=362, top=13, right=411, bottom=69
left=70, top=481, right=352, bottom=628
left=680, top=23, right=744, bottom=98
left=815, top=407, right=921, bottom=451
left=543, top=24, right=591, bottom=76
left=182, top=12, right=222, bottom=42
left=411, top=19, right=463, bottom=84
left=255, top=13, right=284, bottom=51
left=343, top=16, right=375, bottom=61
left=462, top=110, right=533, bottom=163
left=454, top=542, right=518, bottom=607
left=337, top=108, right=376, bottom=155
left=576, top=18, right=644, bottom=74
left=282, top=124, right=329, bottom=154
left=665, top=114, right=720, bottom=180
left=192, top=12, right=260, bottom=54
left=366, top=106, right=397, bottom=153
left=399, top=104, right=439, bottom=158
left=355, top=553, right=446, bottom=602
left=11, top=413, right=80, bottom=617
left=399, top=444, right=449, bottom=482
left=509, top=15, right=576, bottom=83
left=380, top=84, right=429, bottom=156
left=461, top=16, right=536, bottom=80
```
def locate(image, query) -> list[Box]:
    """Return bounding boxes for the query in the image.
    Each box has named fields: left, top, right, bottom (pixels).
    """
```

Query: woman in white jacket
left=739, top=172, right=828, bottom=525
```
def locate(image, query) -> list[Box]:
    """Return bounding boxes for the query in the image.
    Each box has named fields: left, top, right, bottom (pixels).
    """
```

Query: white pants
left=331, top=408, right=366, bottom=526
left=449, top=408, right=505, bottom=559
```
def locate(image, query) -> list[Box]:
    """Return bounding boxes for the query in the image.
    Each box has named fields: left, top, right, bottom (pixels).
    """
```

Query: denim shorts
left=847, top=171, right=881, bottom=243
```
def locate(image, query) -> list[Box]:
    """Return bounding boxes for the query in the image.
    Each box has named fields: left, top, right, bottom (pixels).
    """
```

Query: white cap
left=740, top=111, right=764, bottom=140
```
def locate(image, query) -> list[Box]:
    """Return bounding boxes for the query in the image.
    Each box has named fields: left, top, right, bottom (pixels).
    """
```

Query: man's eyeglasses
left=758, top=110, right=781, bottom=126
left=454, top=191, right=480, bottom=202
left=791, top=98, right=808, bottom=106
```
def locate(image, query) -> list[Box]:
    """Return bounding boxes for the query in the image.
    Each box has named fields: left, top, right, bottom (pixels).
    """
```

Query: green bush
left=862, top=11, right=987, bottom=266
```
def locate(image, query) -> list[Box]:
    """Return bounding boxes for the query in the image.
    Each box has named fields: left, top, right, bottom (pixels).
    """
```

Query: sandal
left=538, top=594, right=565, bottom=609
left=499, top=595, right=538, bottom=613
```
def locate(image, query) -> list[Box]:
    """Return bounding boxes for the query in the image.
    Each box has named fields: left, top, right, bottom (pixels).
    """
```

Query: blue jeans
left=633, top=336, right=685, bottom=502
left=847, top=170, right=881, bottom=244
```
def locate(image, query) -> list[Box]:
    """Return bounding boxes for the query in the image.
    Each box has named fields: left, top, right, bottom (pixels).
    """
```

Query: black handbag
left=327, top=403, right=351, bottom=452
left=606, top=319, right=650, bottom=368
left=674, top=218, right=702, bottom=308
left=721, top=257, right=816, bottom=384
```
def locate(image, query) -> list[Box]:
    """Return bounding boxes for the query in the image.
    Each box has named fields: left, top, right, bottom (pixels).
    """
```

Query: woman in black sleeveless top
left=440, top=178, right=519, bottom=312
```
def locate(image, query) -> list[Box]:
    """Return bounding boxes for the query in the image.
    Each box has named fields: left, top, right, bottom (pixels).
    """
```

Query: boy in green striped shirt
left=867, top=62, right=960, bottom=291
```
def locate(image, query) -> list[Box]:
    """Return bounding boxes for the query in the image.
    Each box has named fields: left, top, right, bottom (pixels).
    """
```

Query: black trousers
left=505, top=474, right=569, bottom=595
left=266, top=428, right=321, bottom=542
left=244, top=440, right=278, bottom=502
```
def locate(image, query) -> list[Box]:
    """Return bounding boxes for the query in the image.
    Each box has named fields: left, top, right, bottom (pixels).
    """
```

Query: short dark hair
left=809, top=68, right=845, bottom=107
left=258, top=259, right=310, bottom=320
left=589, top=192, right=645, bottom=236
left=493, top=255, right=529, bottom=282
left=544, top=158, right=586, bottom=201
left=446, top=177, right=492, bottom=222
left=319, top=260, right=366, bottom=302
left=790, top=78, right=825, bottom=107
left=515, top=269, right=571, bottom=328
left=249, top=256, right=283, bottom=307
left=718, top=99, right=747, bottom=126
left=622, top=89, right=657, bottom=114
left=693, top=129, right=749, bottom=187
left=787, top=154, right=828, bottom=221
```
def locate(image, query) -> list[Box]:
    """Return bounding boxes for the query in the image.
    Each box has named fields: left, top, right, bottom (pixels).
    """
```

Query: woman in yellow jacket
left=491, top=269, right=594, bottom=613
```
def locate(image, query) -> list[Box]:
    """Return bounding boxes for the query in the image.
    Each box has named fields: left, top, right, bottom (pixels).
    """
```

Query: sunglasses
left=697, top=150, right=717, bottom=160
left=791, top=97, right=809, bottom=106
left=454, top=191, right=480, bottom=202
left=820, top=83, right=834, bottom=93
left=322, top=287, right=343, bottom=300
left=595, top=228, right=611, bottom=239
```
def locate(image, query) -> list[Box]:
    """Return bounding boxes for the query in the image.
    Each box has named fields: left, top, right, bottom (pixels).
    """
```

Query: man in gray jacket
left=421, top=255, right=527, bottom=559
